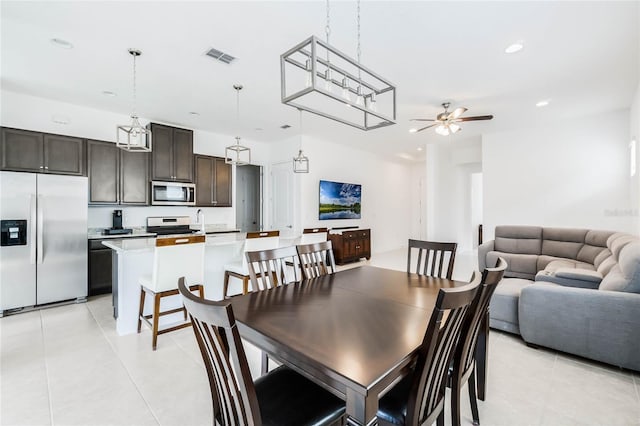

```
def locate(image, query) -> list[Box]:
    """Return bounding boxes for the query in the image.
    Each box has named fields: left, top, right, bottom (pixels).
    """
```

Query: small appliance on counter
left=146, top=216, right=199, bottom=236
left=103, top=210, right=133, bottom=236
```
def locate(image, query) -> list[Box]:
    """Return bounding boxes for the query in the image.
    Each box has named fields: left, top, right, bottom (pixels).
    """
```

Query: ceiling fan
left=410, top=102, right=494, bottom=136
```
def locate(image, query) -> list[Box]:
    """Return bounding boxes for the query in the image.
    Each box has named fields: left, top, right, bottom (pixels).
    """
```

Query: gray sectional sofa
left=478, top=225, right=640, bottom=371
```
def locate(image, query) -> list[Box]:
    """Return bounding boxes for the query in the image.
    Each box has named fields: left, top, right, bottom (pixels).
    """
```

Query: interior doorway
left=270, top=161, right=295, bottom=234
left=236, top=164, right=262, bottom=232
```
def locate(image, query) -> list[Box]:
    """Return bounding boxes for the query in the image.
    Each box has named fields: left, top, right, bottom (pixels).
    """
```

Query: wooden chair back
left=246, top=245, right=301, bottom=291
left=407, top=239, right=457, bottom=279
left=405, top=276, right=480, bottom=426
left=300, top=227, right=328, bottom=245
left=178, top=278, right=261, bottom=426
left=453, top=257, right=507, bottom=383
left=296, top=240, right=337, bottom=279
left=151, top=235, right=205, bottom=292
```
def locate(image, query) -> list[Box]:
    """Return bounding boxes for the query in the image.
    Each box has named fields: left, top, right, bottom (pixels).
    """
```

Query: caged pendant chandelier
left=225, top=84, right=251, bottom=166
left=117, top=49, right=152, bottom=152
left=280, top=0, right=396, bottom=131
left=293, top=109, right=309, bottom=173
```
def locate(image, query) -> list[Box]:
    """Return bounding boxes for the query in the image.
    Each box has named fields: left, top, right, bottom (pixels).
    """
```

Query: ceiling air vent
left=205, top=47, right=236, bottom=64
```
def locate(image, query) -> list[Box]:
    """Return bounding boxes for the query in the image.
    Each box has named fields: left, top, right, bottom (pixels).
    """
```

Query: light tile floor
left=1, top=249, right=639, bottom=426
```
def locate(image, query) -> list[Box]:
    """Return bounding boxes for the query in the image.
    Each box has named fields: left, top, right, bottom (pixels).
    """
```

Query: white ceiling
left=1, top=1, right=638, bottom=162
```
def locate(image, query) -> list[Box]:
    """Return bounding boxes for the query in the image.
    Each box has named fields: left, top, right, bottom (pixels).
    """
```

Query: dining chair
left=246, top=245, right=302, bottom=291
left=407, top=239, right=458, bottom=279
left=450, top=257, right=507, bottom=426
left=300, top=227, right=329, bottom=244
left=376, top=275, right=481, bottom=426
left=137, top=235, right=205, bottom=350
left=177, top=278, right=346, bottom=426
left=223, top=230, right=280, bottom=298
left=296, top=240, right=337, bottom=279
left=246, top=245, right=302, bottom=375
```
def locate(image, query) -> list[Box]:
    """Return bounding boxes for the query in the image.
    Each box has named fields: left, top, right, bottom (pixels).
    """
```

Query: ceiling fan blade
left=448, top=107, right=467, bottom=120
left=455, top=115, right=494, bottom=122
left=410, top=118, right=437, bottom=122
left=415, top=123, right=439, bottom=132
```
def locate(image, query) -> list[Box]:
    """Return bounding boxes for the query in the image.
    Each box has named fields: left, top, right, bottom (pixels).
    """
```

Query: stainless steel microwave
left=151, top=181, right=196, bottom=206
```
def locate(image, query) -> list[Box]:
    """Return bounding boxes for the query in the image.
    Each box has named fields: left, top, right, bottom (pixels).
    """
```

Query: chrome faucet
left=196, top=209, right=205, bottom=233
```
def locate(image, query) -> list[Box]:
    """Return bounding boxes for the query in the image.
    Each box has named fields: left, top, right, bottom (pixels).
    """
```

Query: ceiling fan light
left=449, top=123, right=461, bottom=133
left=435, top=124, right=449, bottom=136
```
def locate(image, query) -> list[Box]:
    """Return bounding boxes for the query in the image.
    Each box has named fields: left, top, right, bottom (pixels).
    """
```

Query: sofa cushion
left=488, top=252, right=538, bottom=279
left=593, top=249, right=613, bottom=269
left=609, top=235, right=636, bottom=260
left=555, top=268, right=603, bottom=283
left=490, top=278, right=532, bottom=328
left=596, top=255, right=617, bottom=276
left=601, top=243, right=640, bottom=293
left=544, top=259, right=596, bottom=273
left=535, top=269, right=601, bottom=289
left=494, top=226, right=542, bottom=255
left=541, top=228, right=587, bottom=260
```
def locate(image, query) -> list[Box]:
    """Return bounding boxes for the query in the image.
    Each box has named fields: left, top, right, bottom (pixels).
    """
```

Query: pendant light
left=225, top=84, right=251, bottom=166
left=116, top=49, right=152, bottom=152
left=293, top=109, right=309, bottom=173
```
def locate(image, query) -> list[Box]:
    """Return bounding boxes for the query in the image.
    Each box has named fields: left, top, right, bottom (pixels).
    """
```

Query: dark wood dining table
left=231, top=265, right=484, bottom=426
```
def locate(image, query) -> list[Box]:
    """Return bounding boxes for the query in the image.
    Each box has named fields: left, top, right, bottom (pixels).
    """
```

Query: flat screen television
left=319, top=180, right=361, bottom=220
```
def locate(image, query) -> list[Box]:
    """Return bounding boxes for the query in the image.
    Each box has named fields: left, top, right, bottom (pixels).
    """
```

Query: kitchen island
left=103, top=232, right=299, bottom=336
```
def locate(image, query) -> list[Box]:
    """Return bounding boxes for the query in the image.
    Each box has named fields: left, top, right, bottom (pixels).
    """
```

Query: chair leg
left=242, top=276, right=249, bottom=295
left=261, top=352, right=269, bottom=375
left=468, top=370, right=480, bottom=425
left=451, top=375, right=462, bottom=426
left=137, top=287, right=145, bottom=333
left=436, top=409, right=445, bottom=426
left=152, top=293, right=161, bottom=351
left=198, top=284, right=204, bottom=299
left=223, top=271, right=231, bottom=298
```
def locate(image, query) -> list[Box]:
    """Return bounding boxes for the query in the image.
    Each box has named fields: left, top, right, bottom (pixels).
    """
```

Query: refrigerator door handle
left=37, top=195, right=44, bottom=264
left=30, top=194, right=37, bottom=264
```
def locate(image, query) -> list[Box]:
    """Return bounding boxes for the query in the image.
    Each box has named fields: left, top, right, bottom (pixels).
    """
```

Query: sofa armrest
left=519, top=284, right=640, bottom=370
left=478, top=240, right=494, bottom=271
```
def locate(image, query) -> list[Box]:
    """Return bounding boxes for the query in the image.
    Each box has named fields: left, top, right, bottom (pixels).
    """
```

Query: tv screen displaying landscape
left=319, top=180, right=361, bottom=220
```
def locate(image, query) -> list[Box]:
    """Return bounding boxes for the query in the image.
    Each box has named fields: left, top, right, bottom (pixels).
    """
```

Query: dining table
left=231, top=265, right=486, bottom=426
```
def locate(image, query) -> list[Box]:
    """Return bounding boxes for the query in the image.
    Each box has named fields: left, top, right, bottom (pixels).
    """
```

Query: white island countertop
left=102, top=232, right=246, bottom=253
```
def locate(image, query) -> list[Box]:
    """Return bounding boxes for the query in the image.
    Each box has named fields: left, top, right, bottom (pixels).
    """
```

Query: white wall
left=0, top=90, right=271, bottom=228
left=482, top=109, right=633, bottom=241
left=425, top=137, right=482, bottom=251
left=268, top=135, right=414, bottom=254
left=631, top=82, right=640, bottom=234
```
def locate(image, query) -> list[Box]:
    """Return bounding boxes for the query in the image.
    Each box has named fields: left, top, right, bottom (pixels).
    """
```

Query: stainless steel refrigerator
left=0, top=171, right=88, bottom=315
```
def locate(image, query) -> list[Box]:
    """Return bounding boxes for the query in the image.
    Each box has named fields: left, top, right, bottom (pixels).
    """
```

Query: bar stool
left=300, top=227, right=328, bottom=245
left=223, top=230, right=280, bottom=298
left=137, top=234, right=205, bottom=350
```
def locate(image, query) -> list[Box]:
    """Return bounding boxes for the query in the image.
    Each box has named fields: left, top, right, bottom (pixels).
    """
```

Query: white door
left=270, top=162, right=294, bottom=233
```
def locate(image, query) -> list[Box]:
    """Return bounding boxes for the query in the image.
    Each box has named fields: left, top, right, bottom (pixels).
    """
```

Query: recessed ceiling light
left=417, top=147, right=423, bottom=151
left=280, top=124, right=291, bottom=129
left=536, top=99, right=551, bottom=107
left=50, top=38, right=73, bottom=49
left=51, top=114, right=70, bottom=125
left=188, top=111, right=200, bottom=116
left=409, top=128, right=418, bottom=133
left=254, top=128, right=264, bottom=131
left=504, top=41, right=524, bottom=54
left=102, top=90, right=116, bottom=97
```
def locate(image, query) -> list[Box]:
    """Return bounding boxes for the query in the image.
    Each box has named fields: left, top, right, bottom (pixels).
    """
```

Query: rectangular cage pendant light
left=280, top=36, right=396, bottom=131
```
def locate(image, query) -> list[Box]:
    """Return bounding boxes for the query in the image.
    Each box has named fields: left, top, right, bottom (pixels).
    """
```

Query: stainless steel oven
left=151, top=181, right=196, bottom=206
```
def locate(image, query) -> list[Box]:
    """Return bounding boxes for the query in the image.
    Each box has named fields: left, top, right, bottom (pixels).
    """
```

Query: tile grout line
left=40, top=310, right=55, bottom=426
left=85, top=301, right=162, bottom=426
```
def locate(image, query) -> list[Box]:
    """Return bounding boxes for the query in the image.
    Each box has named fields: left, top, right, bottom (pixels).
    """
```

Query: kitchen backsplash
left=88, top=206, right=235, bottom=228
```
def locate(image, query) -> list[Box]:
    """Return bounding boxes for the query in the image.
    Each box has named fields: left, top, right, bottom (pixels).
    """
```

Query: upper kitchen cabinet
left=149, top=123, right=193, bottom=182
left=87, top=140, right=149, bottom=205
left=195, top=155, right=232, bottom=207
left=1, top=128, right=86, bottom=176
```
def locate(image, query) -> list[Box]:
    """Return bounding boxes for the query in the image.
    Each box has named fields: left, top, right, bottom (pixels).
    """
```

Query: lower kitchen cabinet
left=328, top=229, right=371, bottom=265
left=88, top=240, right=113, bottom=296
left=195, top=154, right=232, bottom=207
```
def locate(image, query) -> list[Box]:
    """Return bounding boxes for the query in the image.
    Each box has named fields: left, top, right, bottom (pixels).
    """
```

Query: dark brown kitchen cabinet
left=1, top=127, right=85, bottom=176
left=149, top=123, right=193, bottom=182
left=328, top=229, right=371, bottom=265
left=88, top=240, right=112, bottom=296
left=88, top=140, right=149, bottom=205
left=195, top=155, right=232, bottom=207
